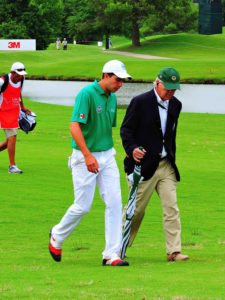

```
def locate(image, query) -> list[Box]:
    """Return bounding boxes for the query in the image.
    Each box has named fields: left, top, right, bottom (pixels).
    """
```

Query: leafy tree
left=0, top=0, right=32, bottom=43
left=118, top=0, right=154, bottom=46
left=0, top=21, right=28, bottom=38
left=89, top=0, right=131, bottom=48
left=60, top=0, right=199, bottom=48
left=65, top=0, right=101, bottom=42
left=0, top=0, right=64, bottom=49
left=0, top=0, right=200, bottom=49
left=118, top=0, right=197, bottom=45
left=26, top=0, right=64, bottom=49
left=222, top=0, right=225, bottom=24
left=64, top=0, right=130, bottom=48
left=142, top=0, right=198, bottom=35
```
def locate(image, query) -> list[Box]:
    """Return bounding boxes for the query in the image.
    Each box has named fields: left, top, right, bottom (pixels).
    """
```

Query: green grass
left=0, top=100, right=225, bottom=299
left=0, top=31, right=225, bottom=83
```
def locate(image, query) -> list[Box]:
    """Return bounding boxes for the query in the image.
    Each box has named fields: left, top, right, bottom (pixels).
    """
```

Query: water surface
left=23, top=80, right=225, bottom=114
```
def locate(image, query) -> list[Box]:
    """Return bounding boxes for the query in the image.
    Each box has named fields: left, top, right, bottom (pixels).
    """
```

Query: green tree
left=89, top=0, right=131, bottom=48
left=26, top=0, right=64, bottom=49
left=62, top=0, right=198, bottom=48
left=119, top=0, right=197, bottom=45
left=64, top=0, right=130, bottom=48
left=0, top=0, right=64, bottom=49
left=0, top=21, right=28, bottom=39
left=0, top=0, right=30, bottom=39
left=128, top=0, right=154, bottom=46
left=65, top=0, right=100, bottom=42
left=222, top=0, right=225, bottom=24
left=141, top=0, right=198, bottom=35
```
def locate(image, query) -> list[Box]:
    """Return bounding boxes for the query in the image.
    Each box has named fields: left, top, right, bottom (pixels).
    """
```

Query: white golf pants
left=52, top=148, right=122, bottom=259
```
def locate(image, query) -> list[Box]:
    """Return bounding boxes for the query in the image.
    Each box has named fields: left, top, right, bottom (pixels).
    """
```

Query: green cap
left=158, top=67, right=180, bottom=90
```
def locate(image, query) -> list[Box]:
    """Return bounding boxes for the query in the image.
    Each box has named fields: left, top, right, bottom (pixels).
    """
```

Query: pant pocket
left=70, top=150, right=85, bottom=168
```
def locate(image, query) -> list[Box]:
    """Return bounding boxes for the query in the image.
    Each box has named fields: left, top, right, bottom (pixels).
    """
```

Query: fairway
left=0, top=100, right=224, bottom=299
left=0, top=32, right=225, bottom=83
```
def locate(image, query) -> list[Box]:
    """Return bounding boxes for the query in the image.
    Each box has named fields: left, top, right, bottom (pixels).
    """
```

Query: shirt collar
left=93, top=80, right=108, bottom=95
left=154, top=88, right=169, bottom=108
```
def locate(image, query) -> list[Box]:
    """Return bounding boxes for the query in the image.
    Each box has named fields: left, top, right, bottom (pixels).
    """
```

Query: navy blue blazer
left=120, top=89, right=182, bottom=181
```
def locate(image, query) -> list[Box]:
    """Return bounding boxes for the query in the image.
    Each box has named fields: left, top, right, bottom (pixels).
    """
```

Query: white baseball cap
left=11, top=62, right=27, bottom=76
left=102, top=60, right=132, bottom=79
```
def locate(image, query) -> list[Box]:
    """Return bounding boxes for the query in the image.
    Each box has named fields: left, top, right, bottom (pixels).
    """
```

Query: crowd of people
left=0, top=59, right=189, bottom=266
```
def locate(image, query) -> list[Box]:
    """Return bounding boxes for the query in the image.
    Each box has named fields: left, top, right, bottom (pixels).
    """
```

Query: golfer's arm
left=70, top=122, right=91, bottom=158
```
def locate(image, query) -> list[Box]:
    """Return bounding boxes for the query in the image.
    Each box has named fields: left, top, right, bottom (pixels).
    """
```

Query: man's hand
left=132, top=147, right=146, bottom=163
left=70, top=122, right=99, bottom=173
left=84, top=153, right=99, bottom=173
left=22, top=107, right=32, bottom=114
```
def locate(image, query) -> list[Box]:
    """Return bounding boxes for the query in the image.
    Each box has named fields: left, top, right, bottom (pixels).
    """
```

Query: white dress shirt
left=154, top=88, right=169, bottom=158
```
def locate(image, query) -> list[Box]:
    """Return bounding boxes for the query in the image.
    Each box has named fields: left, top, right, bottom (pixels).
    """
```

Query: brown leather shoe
left=167, top=252, right=189, bottom=262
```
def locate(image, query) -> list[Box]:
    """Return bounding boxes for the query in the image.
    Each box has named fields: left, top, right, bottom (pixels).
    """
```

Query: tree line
left=0, top=0, right=224, bottom=50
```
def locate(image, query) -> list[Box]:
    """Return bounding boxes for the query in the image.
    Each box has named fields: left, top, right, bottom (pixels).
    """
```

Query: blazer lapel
left=165, top=99, right=177, bottom=135
left=151, top=93, right=163, bottom=138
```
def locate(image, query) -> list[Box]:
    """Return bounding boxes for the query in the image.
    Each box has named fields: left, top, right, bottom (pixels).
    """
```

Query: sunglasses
left=114, top=76, right=123, bottom=83
left=16, top=68, right=26, bottom=72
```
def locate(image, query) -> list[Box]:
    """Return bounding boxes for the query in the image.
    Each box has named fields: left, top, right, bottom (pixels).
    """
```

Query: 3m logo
left=8, top=42, right=21, bottom=49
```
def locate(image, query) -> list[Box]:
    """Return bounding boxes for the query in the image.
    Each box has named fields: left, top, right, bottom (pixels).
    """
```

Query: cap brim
left=163, top=82, right=180, bottom=90
left=15, top=70, right=27, bottom=76
left=114, top=71, right=132, bottom=79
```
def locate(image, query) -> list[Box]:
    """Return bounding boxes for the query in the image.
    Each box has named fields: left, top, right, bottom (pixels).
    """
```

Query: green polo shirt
left=71, top=80, right=117, bottom=152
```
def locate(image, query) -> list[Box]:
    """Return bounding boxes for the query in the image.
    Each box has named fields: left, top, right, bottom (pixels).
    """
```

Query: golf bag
left=19, top=110, right=37, bottom=134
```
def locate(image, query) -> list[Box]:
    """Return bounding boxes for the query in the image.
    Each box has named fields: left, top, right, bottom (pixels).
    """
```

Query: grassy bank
left=0, top=100, right=224, bottom=299
left=0, top=31, right=225, bottom=83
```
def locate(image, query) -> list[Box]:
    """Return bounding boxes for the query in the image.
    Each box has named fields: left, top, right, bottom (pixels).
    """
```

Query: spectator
left=56, top=38, right=61, bottom=50
left=62, top=38, right=68, bottom=50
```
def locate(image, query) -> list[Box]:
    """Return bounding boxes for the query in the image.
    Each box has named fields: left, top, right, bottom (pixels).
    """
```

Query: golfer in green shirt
left=49, top=60, right=131, bottom=266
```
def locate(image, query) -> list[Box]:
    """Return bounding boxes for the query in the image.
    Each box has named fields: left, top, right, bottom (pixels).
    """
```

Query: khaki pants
left=123, top=158, right=181, bottom=254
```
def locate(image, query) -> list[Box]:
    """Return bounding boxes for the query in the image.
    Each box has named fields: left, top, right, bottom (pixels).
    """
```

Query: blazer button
left=162, top=139, right=165, bottom=143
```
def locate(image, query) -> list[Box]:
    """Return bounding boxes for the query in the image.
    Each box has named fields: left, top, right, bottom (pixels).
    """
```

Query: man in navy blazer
left=120, top=67, right=189, bottom=262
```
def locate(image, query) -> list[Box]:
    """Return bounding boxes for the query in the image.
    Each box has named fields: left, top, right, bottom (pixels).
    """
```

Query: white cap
left=102, top=60, right=131, bottom=79
left=11, top=62, right=27, bottom=76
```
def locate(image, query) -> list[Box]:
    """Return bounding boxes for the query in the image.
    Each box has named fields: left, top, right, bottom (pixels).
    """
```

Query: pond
left=23, top=80, right=225, bottom=114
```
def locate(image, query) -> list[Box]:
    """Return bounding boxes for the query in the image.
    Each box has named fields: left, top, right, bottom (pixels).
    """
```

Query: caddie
left=49, top=60, right=131, bottom=266
left=0, top=62, right=31, bottom=173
